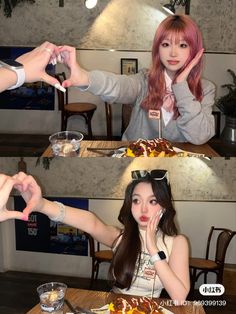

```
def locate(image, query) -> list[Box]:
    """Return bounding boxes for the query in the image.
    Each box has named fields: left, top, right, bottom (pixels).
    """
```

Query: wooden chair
left=55, top=72, right=97, bottom=139
left=212, top=111, right=221, bottom=138
left=189, top=226, right=236, bottom=292
left=85, top=233, right=113, bottom=289
left=105, top=102, right=133, bottom=140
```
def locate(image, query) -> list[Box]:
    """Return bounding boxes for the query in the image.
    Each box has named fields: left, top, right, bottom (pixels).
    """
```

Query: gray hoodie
left=83, top=69, right=216, bottom=144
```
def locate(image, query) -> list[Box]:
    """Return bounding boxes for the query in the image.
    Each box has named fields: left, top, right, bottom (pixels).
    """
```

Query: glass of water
left=37, top=282, right=67, bottom=313
left=49, top=131, right=84, bottom=157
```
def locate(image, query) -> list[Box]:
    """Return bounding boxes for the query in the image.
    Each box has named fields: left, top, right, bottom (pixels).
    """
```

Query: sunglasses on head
left=131, top=169, right=169, bottom=183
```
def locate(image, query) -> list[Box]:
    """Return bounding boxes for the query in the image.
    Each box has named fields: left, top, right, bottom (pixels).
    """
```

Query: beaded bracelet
left=50, top=201, right=66, bottom=222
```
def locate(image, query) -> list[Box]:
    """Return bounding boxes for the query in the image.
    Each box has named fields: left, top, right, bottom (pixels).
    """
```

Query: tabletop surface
left=42, top=140, right=220, bottom=157
left=27, top=288, right=206, bottom=314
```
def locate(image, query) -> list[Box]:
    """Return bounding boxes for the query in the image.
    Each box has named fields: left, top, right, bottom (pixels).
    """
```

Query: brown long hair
left=141, top=15, right=203, bottom=118
left=109, top=176, right=177, bottom=289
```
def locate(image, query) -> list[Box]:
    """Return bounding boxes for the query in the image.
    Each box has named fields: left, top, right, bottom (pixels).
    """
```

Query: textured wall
left=0, top=0, right=235, bottom=52
left=0, top=157, right=235, bottom=201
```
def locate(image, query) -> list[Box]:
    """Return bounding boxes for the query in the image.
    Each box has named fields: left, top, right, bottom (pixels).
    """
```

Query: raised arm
left=14, top=172, right=120, bottom=248
left=58, top=45, right=90, bottom=88
left=146, top=215, right=190, bottom=304
left=0, top=42, right=60, bottom=93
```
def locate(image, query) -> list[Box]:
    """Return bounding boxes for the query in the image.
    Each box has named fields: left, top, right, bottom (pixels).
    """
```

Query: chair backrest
left=55, top=72, right=68, bottom=108
left=85, top=232, right=100, bottom=259
left=105, top=102, right=133, bottom=139
left=206, top=226, right=236, bottom=265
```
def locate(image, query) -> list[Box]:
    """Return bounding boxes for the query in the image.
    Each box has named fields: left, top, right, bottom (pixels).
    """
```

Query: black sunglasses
left=131, top=169, right=169, bottom=183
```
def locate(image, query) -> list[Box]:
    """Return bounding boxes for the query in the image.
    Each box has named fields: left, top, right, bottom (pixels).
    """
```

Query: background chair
left=55, top=72, right=97, bottom=139
left=105, top=102, right=133, bottom=140
left=189, top=226, right=236, bottom=292
left=85, top=233, right=113, bottom=289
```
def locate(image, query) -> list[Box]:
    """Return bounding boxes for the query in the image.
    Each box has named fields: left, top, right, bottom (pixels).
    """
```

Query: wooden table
left=41, top=140, right=220, bottom=157
left=27, top=288, right=206, bottom=314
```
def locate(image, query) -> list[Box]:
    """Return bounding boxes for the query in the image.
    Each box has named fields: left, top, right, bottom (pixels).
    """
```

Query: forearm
left=38, top=198, right=119, bottom=247
left=154, top=261, right=189, bottom=304
left=173, top=80, right=215, bottom=144
left=82, top=70, right=143, bottom=104
left=39, top=198, right=97, bottom=233
left=0, top=68, right=18, bottom=92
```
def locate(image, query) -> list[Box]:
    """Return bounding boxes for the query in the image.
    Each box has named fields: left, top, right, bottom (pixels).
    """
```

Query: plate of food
left=91, top=296, right=174, bottom=314
left=112, top=138, right=205, bottom=158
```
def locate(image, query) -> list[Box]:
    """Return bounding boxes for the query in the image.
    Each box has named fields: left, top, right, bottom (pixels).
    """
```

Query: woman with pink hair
left=59, top=15, right=215, bottom=145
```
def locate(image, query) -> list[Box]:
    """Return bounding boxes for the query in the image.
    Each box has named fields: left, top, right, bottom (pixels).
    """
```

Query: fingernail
left=21, top=214, right=28, bottom=221
left=51, top=58, right=57, bottom=65
left=54, top=83, right=66, bottom=93
left=57, top=53, right=62, bottom=63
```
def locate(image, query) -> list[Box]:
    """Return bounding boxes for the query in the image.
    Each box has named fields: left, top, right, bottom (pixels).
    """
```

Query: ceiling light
left=163, top=3, right=175, bottom=14
left=85, top=0, right=98, bottom=9
left=162, top=0, right=191, bottom=15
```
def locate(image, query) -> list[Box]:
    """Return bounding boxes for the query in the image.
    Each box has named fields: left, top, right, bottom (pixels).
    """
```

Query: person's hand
left=0, top=174, right=27, bottom=221
left=13, top=172, right=44, bottom=220
left=176, top=48, right=204, bottom=83
left=146, top=211, right=163, bottom=256
left=58, top=45, right=90, bottom=87
left=16, top=41, right=60, bottom=87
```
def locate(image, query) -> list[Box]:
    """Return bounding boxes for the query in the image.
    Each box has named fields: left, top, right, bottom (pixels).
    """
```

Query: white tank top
left=112, top=229, right=174, bottom=297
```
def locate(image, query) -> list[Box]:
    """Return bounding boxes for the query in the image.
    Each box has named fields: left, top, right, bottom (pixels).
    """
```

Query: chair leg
left=217, top=270, right=223, bottom=284
left=86, top=111, right=95, bottom=139
left=204, top=272, right=208, bottom=284
left=89, top=259, right=96, bottom=289
left=95, top=262, right=100, bottom=280
left=189, top=268, right=197, bottom=298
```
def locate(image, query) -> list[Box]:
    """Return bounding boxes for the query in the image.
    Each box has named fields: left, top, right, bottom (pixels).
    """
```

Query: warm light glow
left=85, top=0, right=98, bottom=9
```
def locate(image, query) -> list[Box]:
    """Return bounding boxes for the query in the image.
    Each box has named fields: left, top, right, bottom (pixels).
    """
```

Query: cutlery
left=87, top=146, right=125, bottom=151
left=65, top=299, right=94, bottom=314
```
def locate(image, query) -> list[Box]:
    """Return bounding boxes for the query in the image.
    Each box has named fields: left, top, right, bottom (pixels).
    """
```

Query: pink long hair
left=142, top=15, right=203, bottom=117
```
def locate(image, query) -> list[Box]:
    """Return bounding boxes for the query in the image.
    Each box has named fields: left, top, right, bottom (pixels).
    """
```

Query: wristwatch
left=150, top=251, right=166, bottom=264
left=0, top=59, right=25, bottom=90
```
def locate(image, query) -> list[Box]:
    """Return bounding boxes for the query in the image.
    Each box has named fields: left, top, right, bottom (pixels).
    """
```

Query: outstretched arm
left=0, top=41, right=60, bottom=93
left=14, top=172, right=120, bottom=248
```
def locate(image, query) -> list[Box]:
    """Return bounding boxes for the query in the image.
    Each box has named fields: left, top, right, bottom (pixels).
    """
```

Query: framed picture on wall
left=121, top=58, right=138, bottom=75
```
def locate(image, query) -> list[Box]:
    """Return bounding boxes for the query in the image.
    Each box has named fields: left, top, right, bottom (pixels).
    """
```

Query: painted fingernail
left=54, top=83, right=66, bottom=93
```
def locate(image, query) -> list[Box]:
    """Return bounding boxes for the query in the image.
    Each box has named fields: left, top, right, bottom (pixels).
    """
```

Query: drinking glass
left=49, top=131, right=84, bottom=157
left=37, top=282, right=67, bottom=313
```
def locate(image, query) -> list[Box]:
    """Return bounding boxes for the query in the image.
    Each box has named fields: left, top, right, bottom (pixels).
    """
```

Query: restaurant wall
left=0, top=157, right=235, bottom=201
left=0, top=0, right=235, bottom=52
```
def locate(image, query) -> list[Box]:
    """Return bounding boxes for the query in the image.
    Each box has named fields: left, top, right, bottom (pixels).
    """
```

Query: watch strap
left=7, top=67, right=25, bottom=90
left=0, top=63, right=25, bottom=90
left=150, top=251, right=166, bottom=264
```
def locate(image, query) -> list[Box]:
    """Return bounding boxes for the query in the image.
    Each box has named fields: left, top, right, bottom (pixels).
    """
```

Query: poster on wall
left=0, top=46, right=55, bottom=110
left=14, top=196, right=88, bottom=256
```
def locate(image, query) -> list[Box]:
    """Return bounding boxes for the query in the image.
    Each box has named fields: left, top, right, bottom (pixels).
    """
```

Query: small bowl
left=49, top=131, right=84, bottom=157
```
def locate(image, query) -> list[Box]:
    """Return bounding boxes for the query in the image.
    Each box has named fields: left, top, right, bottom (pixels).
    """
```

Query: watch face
left=158, top=251, right=166, bottom=260
left=0, top=59, right=23, bottom=69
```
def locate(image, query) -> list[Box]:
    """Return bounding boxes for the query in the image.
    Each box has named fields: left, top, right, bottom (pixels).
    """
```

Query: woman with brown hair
left=0, top=169, right=189, bottom=304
